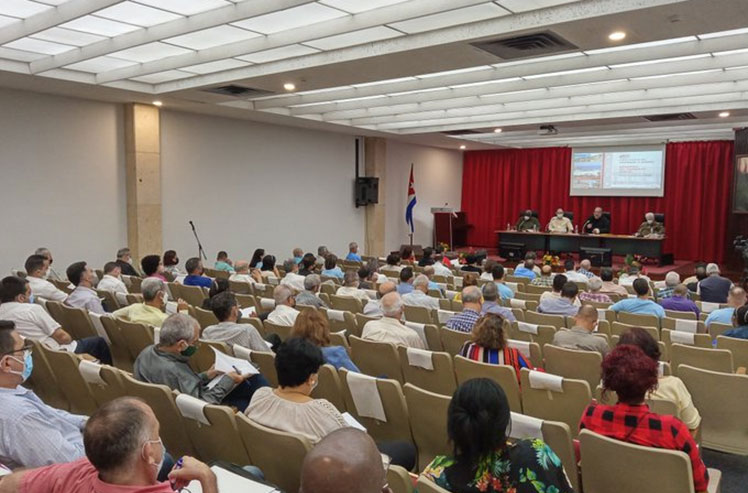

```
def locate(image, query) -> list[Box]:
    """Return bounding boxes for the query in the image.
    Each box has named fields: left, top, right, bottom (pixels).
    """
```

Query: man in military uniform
left=547, top=208, right=573, bottom=233
left=515, top=209, right=540, bottom=231
left=635, top=212, right=665, bottom=237
left=583, top=207, right=610, bottom=234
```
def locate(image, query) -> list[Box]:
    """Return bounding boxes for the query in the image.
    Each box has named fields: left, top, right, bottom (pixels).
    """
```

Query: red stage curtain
left=461, top=141, right=734, bottom=262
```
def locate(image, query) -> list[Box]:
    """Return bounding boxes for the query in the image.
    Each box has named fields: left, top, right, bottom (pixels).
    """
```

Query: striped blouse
left=459, top=343, right=531, bottom=382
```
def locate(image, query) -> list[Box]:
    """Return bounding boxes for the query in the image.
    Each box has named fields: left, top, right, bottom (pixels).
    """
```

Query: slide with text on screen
left=570, top=146, right=666, bottom=197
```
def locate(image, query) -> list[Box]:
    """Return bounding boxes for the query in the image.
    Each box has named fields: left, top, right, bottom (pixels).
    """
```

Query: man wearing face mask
left=114, top=247, right=140, bottom=277
left=547, top=208, right=574, bottom=233
left=0, top=397, right=217, bottom=493
left=134, top=313, right=269, bottom=412
left=635, top=212, right=665, bottom=237
left=515, top=209, right=540, bottom=232
left=113, top=278, right=188, bottom=327
left=551, top=305, right=610, bottom=357
left=24, top=255, right=68, bottom=302
left=34, top=247, right=63, bottom=282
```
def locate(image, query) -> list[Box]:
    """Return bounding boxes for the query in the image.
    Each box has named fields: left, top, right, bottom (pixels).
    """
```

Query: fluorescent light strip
left=584, top=36, right=697, bottom=55
left=609, top=53, right=712, bottom=69
left=698, top=27, right=748, bottom=40
left=352, top=76, right=417, bottom=88
left=523, top=66, right=609, bottom=79
left=416, top=65, right=493, bottom=79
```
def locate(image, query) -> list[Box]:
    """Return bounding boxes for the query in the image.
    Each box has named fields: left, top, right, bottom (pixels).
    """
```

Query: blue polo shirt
left=513, top=266, right=536, bottom=280
left=705, top=307, right=735, bottom=326
left=610, top=297, right=665, bottom=318
left=495, top=282, right=515, bottom=300
left=345, top=252, right=362, bottom=262
left=183, top=275, right=213, bottom=288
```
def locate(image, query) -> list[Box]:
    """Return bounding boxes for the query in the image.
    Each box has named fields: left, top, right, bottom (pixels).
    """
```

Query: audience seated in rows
left=291, top=310, right=359, bottom=372
left=203, top=292, right=268, bottom=352
left=163, top=250, right=184, bottom=277
left=362, top=292, right=424, bottom=348
left=539, top=275, right=581, bottom=308
left=552, top=305, right=609, bottom=356
left=362, top=281, right=396, bottom=318
left=296, top=274, right=328, bottom=309
left=599, top=267, right=628, bottom=296
left=618, top=327, right=701, bottom=431
left=530, top=264, right=554, bottom=287
left=397, top=267, right=414, bottom=295
left=610, top=279, right=665, bottom=318
left=580, top=345, right=708, bottom=492
left=182, top=258, right=212, bottom=288
left=321, top=255, right=344, bottom=280
left=65, top=262, right=105, bottom=314
left=346, top=241, right=362, bottom=262
left=538, top=281, right=579, bottom=316
left=446, top=286, right=483, bottom=333
left=578, top=277, right=612, bottom=304
left=214, top=251, right=234, bottom=273
left=659, top=284, right=700, bottom=317
left=657, top=271, right=681, bottom=300
left=402, top=274, right=440, bottom=310
left=113, top=278, right=187, bottom=327
left=25, top=254, right=68, bottom=302
left=423, top=378, right=573, bottom=492
left=141, top=255, right=166, bottom=282
left=97, top=261, right=128, bottom=294
left=698, top=263, right=733, bottom=303
left=0, top=276, right=111, bottom=364
left=267, top=285, right=299, bottom=326
left=134, top=313, right=268, bottom=412
left=115, top=247, right=139, bottom=277
left=706, top=286, right=746, bottom=327
left=459, top=314, right=531, bottom=381
left=229, top=260, right=261, bottom=284
left=0, top=397, right=215, bottom=493
left=336, top=270, right=371, bottom=302
left=480, top=282, right=515, bottom=321
left=724, top=305, right=748, bottom=340
left=280, top=259, right=306, bottom=292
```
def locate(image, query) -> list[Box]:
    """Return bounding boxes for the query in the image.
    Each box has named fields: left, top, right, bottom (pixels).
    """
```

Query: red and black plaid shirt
left=580, top=402, right=708, bottom=491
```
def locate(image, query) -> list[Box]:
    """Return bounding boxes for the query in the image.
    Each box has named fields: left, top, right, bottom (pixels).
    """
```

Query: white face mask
left=556, top=213, right=564, bottom=219
left=524, top=215, right=530, bottom=220
left=647, top=218, right=654, bottom=224
left=161, top=291, right=169, bottom=304
left=142, top=438, right=164, bottom=474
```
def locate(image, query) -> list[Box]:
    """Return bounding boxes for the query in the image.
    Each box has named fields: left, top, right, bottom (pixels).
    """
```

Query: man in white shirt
left=336, top=271, right=371, bottom=303
left=362, top=282, right=397, bottom=318
left=63, top=262, right=105, bottom=314
left=95, top=262, right=128, bottom=295
left=562, top=259, right=589, bottom=283
left=361, top=292, right=424, bottom=349
left=432, top=258, right=452, bottom=277
left=229, top=260, right=261, bottom=284
left=547, top=208, right=573, bottom=233
left=401, top=275, right=440, bottom=310
left=24, top=255, right=67, bottom=302
left=539, top=274, right=582, bottom=307
left=266, top=285, right=299, bottom=326
left=618, top=266, right=651, bottom=287
left=0, top=276, right=112, bottom=364
left=280, top=259, right=306, bottom=293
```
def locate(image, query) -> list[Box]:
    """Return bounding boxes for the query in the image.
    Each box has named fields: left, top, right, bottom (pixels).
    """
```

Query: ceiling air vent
left=201, top=84, right=275, bottom=99
left=642, top=113, right=697, bottom=122
left=471, top=31, right=578, bottom=60
left=442, top=129, right=483, bottom=136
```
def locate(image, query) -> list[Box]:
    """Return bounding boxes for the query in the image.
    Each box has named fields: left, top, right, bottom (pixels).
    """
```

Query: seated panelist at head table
left=583, top=207, right=610, bottom=234
left=547, top=208, right=573, bottom=233
left=635, top=212, right=665, bottom=238
left=515, top=209, right=540, bottom=232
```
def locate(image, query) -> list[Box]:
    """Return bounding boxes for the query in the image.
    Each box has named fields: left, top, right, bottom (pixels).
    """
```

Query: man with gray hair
left=697, top=263, right=733, bottom=303
left=401, top=274, right=440, bottom=310
left=115, top=247, right=139, bottom=277
left=316, top=246, right=329, bottom=267
left=296, top=274, right=328, bottom=309
left=345, top=241, right=362, bottom=262
left=0, top=397, right=216, bottom=493
left=656, top=271, right=682, bottom=300
left=362, top=281, right=397, bottom=318
left=577, top=259, right=595, bottom=279
left=361, top=292, right=424, bottom=348
left=446, top=286, right=483, bottom=332
left=578, top=277, right=612, bottom=304
left=480, top=282, right=516, bottom=321
left=636, top=212, right=664, bottom=237
left=267, top=284, right=299, bottom=326
left=134, top=313, right=268, bottom=411
left=280, top=258, right=306, bottom=292
left=229, top=260, right=262, bottom=284
left=113, top=278, right=187, bottom=327
left=34, top=247, right=64, bottom=281
left=336, top=270, right=371, bottom=302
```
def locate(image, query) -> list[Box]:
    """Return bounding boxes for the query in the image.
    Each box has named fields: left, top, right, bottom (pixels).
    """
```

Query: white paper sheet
left=259, top=298, right=275, bottom=310
left=517, top=322, right=539, bottom=335
left=445, top=290, right=458, bottom=299
left=175, top=394, right=210, bottom=426
left=674, top=319, right=698, bottom=333
left=528, top=370, right=564, bottom=392
left=670, top=330, right=695, bottom=345
left=165, top=301, right=178, bottom=314
left=406, top=347, right=434, bottom=370
left=342, top=412, right=367, bottom=432
left=403, top=321, right=428, bottom=347
left=509, top=412, right=544, bottom=440
left=507, top=339, right=532, bottom=361
left=79, top=359, right=106, bottom=385
left=454, top=277, right=463, bottom=288
left=509, top=299, right=527, bottom=309
left=346, top=371, right=386, bottom=422
left=175, top=275, right=186, bottom=284
left=153, top=327, right=160, bottom=345
left=183, top=465, right=278, bottom=493
left=88, top=312, right=110, bottom=343
left=213, top=347, right=259, bottom=377
left=239, top=307, right=257, bottom=318
left=701, top=302, right=720, bottom=313
left=437, top=310, right=456, bottom=324
left=597, top=308, right=608, bottom=320
left=326, top=309, right=346, bottom=321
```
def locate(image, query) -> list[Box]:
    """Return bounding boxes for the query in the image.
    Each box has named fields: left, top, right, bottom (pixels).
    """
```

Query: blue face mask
left=8, top=351, right=33, bottom=382
left=28, top=294, right=35, bottom=305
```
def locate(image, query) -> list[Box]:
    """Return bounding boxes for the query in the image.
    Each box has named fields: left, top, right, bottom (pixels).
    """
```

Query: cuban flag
left=405, top=163, right=417, bottom=233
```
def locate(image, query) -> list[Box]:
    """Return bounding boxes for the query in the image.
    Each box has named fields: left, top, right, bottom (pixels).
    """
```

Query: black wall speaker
left=355, top=177, right=379, bottom=206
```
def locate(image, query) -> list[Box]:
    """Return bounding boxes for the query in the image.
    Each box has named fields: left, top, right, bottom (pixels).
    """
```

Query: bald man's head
left=574, top=305, right=599, bottom=332
left=300, top=428, right=388, bottom=493
left=378, top=281, right=396, bottom=299
left=728, top=286, right=747, bottom=308
left=540, top=265, right=552, bottom=276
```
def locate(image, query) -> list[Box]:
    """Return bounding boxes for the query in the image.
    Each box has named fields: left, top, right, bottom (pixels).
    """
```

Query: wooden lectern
left=432, top=208, right=470, bottom=250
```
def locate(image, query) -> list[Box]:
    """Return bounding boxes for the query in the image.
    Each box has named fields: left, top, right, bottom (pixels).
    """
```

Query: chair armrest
left=707, top=467, right=722, bottom=493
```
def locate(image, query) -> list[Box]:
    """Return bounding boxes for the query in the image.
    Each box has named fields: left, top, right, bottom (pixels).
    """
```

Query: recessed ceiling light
left=459, top=145, right=467, bottom=150
left=283, top=82, right=296, bottom=91
left=608, top=31, right=626, bottom=41
left=719, top=111, right=730, bottom=117
left=153, top=101, right=163, bottom=107
left=494, top=128, right=503, bottom=133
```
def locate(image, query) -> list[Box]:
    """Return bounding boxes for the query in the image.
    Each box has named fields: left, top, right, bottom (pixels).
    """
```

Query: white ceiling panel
left=0, top=0, right=52, bottom=18
left=0, top=15, right=20, bottom=29
left=305, top=26, right=402, bottom=51
left=388, top=3, right=509, bottom=34
left=34, top=0, right=74, bottom=5
left=4, top=37, right=74, bottom=55
left=165, top=25, right=260, bottom=51
left=110, top=42, right=193, bottom=63
left=60, top=15, right=141, bottom=36
left=181, top=58, right=251, bottom=74
left=496, top=0, right=579, bottom=13
left=0, top=46, right=46, bottom=62
left=135, top=0, right=233, bottom=16
left=65, top=55, right=138, bottom=73
left=130, top=69, right=193, bottom=84
left=318, top=0, right=410, bottom=14
left=32, top=27, right=105, bottom=47
left=231, top=3, right=348, bottom=35
left=95, top=2, right=182, bottom=28
left=237, top=44, right=320, bottom=64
